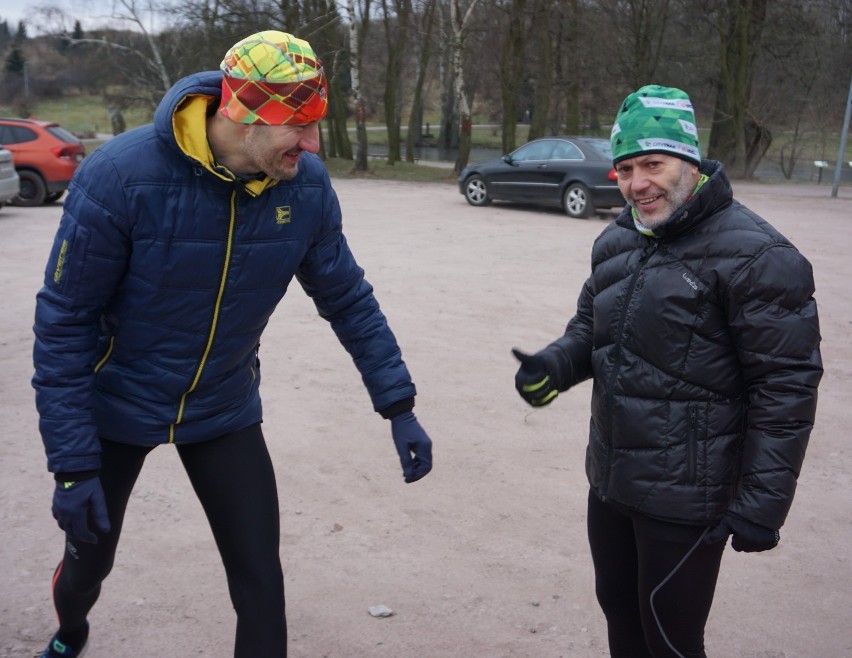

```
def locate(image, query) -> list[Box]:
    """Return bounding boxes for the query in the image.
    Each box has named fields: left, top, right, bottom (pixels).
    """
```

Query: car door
left=485, top=140, right=557, bottom=201
left=0, top=124, right=38, bottom=167
left=533, top=139, right=588, bottom=205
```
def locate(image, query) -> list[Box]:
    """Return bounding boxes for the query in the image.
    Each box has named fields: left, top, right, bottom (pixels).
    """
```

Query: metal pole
left=831, top=73, right=852, bottom=198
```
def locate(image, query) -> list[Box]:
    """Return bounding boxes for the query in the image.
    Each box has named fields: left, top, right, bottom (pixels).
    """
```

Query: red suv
left=0, top=118, right=86, bottom=206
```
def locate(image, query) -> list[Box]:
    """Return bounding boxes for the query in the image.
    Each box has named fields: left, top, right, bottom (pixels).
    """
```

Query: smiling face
left=615, top=153, right=701, bottom=228
left=241, top=121, right=320, bottom=181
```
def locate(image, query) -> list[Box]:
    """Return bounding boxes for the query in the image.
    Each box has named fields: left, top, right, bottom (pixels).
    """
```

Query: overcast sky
left=3, top=0, right=35, bottom=28
left=3, top=1, right=126, bottom=33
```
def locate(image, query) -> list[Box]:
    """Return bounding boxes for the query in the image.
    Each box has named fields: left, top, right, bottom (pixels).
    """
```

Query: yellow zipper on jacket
left=168, top=190, right=237, bottom=443
left=93, top=336, right=115, bottom=372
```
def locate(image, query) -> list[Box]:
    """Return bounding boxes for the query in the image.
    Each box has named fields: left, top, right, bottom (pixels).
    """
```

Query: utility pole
left=831, top=73, right=852, bottom=198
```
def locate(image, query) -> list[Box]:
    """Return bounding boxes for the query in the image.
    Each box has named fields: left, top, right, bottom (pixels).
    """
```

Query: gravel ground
left=1, top=176, right=851, bottom=657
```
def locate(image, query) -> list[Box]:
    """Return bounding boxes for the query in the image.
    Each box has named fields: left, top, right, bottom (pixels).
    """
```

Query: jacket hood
left=154, top=70, right=222, bottom=148
left=615, top=159, right=733, bottom=240
left=153, top=70, right=277, bottom=195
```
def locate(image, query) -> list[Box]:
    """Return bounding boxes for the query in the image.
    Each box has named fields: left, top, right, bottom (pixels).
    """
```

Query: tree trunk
left=451, top=0, right=482, bottom=176
left=743, top=118, right=771, bottom=178
left=499, top=0, right=527, bottom=153
left=708, top=0, right=768, bottom=179
left=406, top=0, right=438, bottom=162
left=382, top=0, right=412, bottom=165
left=527, top=0, right=552, bottom=142
left=555, top=0, right=580, bottom=135
left=326, top=77, right=353, bottom=160
left=347, top=0, right=372, bottom=172
left=437, top=42, right=458, bottom=149
left=305, top=0, right=352, bottom=161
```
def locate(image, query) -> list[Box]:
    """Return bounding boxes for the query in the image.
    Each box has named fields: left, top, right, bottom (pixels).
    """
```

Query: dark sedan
left=458, top=136, right=625, bottom=218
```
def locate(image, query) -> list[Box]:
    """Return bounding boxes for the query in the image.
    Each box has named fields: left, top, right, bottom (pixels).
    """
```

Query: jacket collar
left=155, top=71, right=278, bottom=196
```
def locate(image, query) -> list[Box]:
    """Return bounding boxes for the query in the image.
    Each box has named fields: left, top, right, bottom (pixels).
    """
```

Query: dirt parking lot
left=1, top=176, right=851, bottom=657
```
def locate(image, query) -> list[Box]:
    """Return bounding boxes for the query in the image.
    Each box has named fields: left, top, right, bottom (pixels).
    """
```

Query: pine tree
left=4, top=46, right=26, bottom=75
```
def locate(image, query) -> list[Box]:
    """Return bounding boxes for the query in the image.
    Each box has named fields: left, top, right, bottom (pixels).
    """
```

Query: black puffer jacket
left=540, top=161, right=822, bottom=528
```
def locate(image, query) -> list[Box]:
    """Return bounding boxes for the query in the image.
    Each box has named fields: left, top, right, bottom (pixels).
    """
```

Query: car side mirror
left=502, top=154, right=515, bottom=165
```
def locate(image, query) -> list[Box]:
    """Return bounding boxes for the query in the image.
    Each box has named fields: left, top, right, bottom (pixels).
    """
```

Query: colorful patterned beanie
left=610, top=85, right=701, bottom=165
left=219, top=30, right=328, bottom=125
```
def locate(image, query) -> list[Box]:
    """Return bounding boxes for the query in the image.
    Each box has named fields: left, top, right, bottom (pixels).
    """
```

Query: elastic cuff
left=53, top=470, right=99, bottom=482
left=379, top=397, right=415, bottom=419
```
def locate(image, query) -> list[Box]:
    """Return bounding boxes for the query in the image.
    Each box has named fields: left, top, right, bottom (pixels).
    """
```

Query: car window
left=0, top=125, right=37, bottom=145
left=550, top=141, right=584, bottom=160
left=47, top=125, right=81, bottom=144
left=511, top=141, right=555, bottom=162
left=584, top=139, right=613, bottom=159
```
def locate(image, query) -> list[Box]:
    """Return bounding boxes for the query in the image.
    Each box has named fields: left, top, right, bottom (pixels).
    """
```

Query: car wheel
left=463, top=175, right=491, bottom=206
left=13, top=170, right=48, bottom=207
left=563, top=182, right=595, bottom=219
left=45, top=191, right=65, bottom=203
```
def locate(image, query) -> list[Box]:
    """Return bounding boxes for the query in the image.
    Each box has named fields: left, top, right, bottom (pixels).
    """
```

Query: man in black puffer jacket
left=513, top=85, right=822, bottom=658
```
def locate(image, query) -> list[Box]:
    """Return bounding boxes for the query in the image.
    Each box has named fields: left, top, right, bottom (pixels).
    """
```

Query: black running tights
left=587, top=490, right=726, bottom=658
left=50, top=424, right=287, bottom=657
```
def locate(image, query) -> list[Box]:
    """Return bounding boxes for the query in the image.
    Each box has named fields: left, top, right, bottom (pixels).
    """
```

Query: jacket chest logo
left=682, top=272, right=699, bottom=290
left=276, top=206, right=292, bottom=224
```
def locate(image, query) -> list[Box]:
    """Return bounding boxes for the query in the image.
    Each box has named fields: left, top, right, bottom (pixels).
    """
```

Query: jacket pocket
left=48, top=219, right=91, bottom=297
left=687, top=405, right=699, bottom=484
left=686, top=403, right=708, bottom=485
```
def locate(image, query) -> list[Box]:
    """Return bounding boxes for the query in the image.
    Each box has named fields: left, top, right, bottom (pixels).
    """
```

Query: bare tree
left=494, top=0, right=530, bottom=153
left=436, top=1, right=457, bottom=150
left=707, top=0, right=769, bottom=178
left=550, top=0, right=581, bottom=135
left=526, top=0, right=553, bottom=141
left=346, top=0, right=372, bottom=171
left=450, top=0, right=482, bottom=175
left=381, top=0, right=413, bottom=164
left=108, top=0, right=172, bottom=91
left=754, top=0, right=837, bottom=180
left=6, top=0, right=850, bottom=181
left=60, top=0, right=175, bottom=111
left=599, top=0, right=671, bottom=89
left=405, top=0, right=438, bottom=162
left=497, top=0, right=528, bottom=153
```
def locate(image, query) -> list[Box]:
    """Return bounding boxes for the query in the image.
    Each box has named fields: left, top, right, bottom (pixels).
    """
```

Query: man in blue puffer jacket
left=513, top=86, right=822, bottom=657
left=32, top=31, right=432, bottom=658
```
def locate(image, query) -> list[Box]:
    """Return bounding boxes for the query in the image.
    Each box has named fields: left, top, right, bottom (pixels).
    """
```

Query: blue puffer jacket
left=33, top=71, right=415, bottom=475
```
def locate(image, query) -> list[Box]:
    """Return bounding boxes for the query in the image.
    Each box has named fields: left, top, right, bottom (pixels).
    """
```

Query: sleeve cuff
left=53, top=470, right=99, bottom=482
left=379, top=397, right=415, bottom=419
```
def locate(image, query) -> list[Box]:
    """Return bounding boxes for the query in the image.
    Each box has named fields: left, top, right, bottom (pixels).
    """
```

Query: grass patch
left=0, top=95, right=153, bottom=137
left=352, top=124, right=515, bottom=150
left=324, top=157, right=457, bottom=184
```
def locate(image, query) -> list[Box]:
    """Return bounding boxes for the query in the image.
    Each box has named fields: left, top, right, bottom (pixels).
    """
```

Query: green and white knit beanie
left=610, top=85, right=701, bottom=166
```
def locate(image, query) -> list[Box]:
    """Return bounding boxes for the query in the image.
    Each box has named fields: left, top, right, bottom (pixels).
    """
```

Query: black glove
left=512, top=348, right=558, bottom=407
left=52, top=477, right=111, bottom=543
left=704, top=511, right=780, bottom=553
left=390, top=411, right=433, bottom=483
